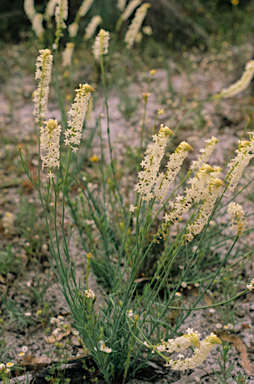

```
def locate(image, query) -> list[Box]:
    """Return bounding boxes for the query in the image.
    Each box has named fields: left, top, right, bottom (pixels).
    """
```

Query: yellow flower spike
left=206, top=334, right=222, bottom=345
left=211, top=178, right=224, bottom=188
left=183, top=333, right=200, bottom=348
left=158, top=124, right=175, bottom=137
left=180, top=142, right=194, bottom=152
left=238, top=140, right=250, bottom=149
left=200, top=164, right=215, bottom=174
left=83, top=84, right=95, bottom=93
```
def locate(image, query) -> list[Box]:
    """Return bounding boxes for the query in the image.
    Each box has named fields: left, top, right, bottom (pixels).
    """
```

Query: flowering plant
left=19, top=3, right=254, bottom=383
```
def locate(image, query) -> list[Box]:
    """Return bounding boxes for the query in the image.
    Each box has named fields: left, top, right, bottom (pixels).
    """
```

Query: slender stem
left=100, top=53, right=126, bottom=217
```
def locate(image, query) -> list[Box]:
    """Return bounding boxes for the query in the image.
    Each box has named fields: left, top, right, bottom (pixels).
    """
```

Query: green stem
left=100, top=53, right=126, bottom=217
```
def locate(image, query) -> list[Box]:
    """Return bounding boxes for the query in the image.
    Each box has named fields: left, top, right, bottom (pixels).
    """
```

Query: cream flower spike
left=155, top=141, right=193, bottom=201
left=55, top=0, right=68, bottom=29
left=33, top=49, right=53, bottom=123
left=135, top=124, right=174, bottom=201
left=24, top=0, right=36, bottom=21
left=228, top=202, right=247, bottom=236
left=84, top=15, right=103, bottom=40
left=190, top=137, right=219, bottom=172
left=68, top=22, right=79, bottom=37
left=40, top=119, right=61, bottom=178
left=124, top=3, right=151, bottom=49
left=64, top=84, right=95, bottom=152
left=44, top=0, right=58, bottom=21
left=217, top=60, right=254, bottom=99
left=117, top=0, right=126, bottom=11
left=167, top=332, right=221, bottom=371
left=62, top=42, right=75, bottom=67
left=227, top=140, right=254, bottom=191
left=32, top=13, right=44, bottom=39
left=79, top=0, right=94, bottom=17
left=121, top=0, right=141, bottom=21
left=183, top=331, right=200, bottom=348
left=93, top=29, right=110, bottom=61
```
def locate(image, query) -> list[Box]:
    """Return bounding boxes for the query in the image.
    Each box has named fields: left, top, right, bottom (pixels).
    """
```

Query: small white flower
left=129, top=204, right=137, bottom=212
left=247, top=278, right=254, bottom=291
left=157, top=345, right=166, bottom=352
left=52, top=328, right=60, bottom=336
left=216, top=323, right=222, bottom=329
left=142, top=25, right=152, bottom=35
left=85, top=289, right=95, bottom=299
left=47, top=170, right=55, bottom=179
left=181, top=282, right=187, bottom=288
left=21, top=346, right=28, bottom=353
left=126, top=309, right=133, bottom=316
left=0, top=364, right=5, bottom=372
left=99, top=341, right=112, bottom=353
left=175, top=194, right=184, bottom=202
left=175, top=292, right=181, bottom=297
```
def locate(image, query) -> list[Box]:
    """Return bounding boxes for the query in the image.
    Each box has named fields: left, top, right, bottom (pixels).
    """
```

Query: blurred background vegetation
left=0, top=0, right=254, bottom=49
